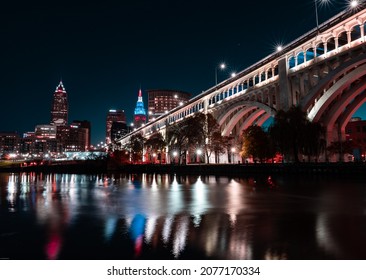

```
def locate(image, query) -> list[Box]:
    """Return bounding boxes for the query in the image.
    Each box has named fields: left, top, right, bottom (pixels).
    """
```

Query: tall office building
left=106, top=110, right=126, bottom=144
left=147, top=89, right=191, bottom=121
left=73, top=120, right=91, bottom=149
left=51, top=81, right=68, bottom=126
left=133, top=89, right=147, bottom=128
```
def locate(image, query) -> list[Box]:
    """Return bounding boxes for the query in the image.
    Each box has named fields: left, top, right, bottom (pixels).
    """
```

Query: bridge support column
left=278, top=58, right=292, bottom=111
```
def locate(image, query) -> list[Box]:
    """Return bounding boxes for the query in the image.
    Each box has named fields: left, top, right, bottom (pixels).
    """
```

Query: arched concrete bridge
left=117, top=8, right=366, bottom=162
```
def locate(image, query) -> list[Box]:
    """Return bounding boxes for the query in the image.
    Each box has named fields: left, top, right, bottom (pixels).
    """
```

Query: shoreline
left=1, top=161, right=366, bottom=176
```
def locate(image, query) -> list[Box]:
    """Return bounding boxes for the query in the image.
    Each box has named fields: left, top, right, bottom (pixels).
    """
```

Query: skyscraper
left=133, top=89, right=147, bottom=128
left=50, top=81, right=68, bottom=126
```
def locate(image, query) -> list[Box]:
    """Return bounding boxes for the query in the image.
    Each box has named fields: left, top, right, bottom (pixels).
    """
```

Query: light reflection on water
left=1, top=172, right=366, bottom=260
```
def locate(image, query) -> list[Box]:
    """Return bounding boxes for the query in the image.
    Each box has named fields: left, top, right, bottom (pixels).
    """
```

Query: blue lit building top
left=134, top=89, right=147, bottom=127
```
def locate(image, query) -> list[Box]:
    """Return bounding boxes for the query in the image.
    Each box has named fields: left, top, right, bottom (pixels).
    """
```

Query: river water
left=0, top=172, right=365, bottom=260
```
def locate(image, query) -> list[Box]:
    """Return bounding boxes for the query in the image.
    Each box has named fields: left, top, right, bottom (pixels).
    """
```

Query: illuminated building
left=35, top=125, right=57, bottom=139
left=57, top=121, right=90, bottom=152
left=33, top=125, right=59, bottom=154
left=50, top=81, right=68, bottom=126
left=147, top=89, right=191, bottom=121
left=106, top=109, right=126, bottom=144
left=133, top=89, right=147, bottom=128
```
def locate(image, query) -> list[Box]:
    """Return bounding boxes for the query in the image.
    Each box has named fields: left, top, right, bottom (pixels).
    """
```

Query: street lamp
left=315, top=0, right=332, bottom=30
left=172, top=151, right=178, bottom=164
left=215, top=63, right=226, bottom=85
left=349, top=0, right=359, bottom=8
left=231, top=147, right=236, bottom=164
left=197, top=149, right=202, bottom=164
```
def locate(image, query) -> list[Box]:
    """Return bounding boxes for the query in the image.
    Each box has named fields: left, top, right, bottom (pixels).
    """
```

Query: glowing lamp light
left=276, top=45, right=283, bottom=52
left=173, top=151, right=178, bottom=157
left=350, top=0, right=358, bottom=8
left=220, top=63, right=226, bottom=69
left=231, top=72, right=236, bottom=78
left=197, top=149, right=202, bottom=155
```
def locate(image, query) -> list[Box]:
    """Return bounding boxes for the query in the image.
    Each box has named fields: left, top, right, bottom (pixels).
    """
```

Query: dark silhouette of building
left=106, top=110, right=126, bottom=144
left=133, top=89, right=147, bottom=128
left=51, top=81, right=68, bottom=126
left=0, top=132, right=19, bottom=157
left=72, top=120, right=91, bottom=149
left=111, top=121, right=129, bottom=142
left=346, top=117, right=366, bottom=161
left=147, top=89, right=191, bottom=121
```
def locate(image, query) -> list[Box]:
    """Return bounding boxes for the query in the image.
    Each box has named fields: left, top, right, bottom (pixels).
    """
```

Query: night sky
left=0, top=0, right=362, bottom=144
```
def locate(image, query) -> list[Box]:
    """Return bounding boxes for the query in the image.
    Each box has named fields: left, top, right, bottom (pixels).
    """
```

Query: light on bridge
left=215, top=63, right=227, bottom=85
left=350, top=0, right=359, bottom=8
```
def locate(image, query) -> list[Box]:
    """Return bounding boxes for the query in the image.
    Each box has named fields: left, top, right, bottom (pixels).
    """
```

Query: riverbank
left=2, top=160, right=366, bottom=176
left=110, top=162, right=366, bottom=176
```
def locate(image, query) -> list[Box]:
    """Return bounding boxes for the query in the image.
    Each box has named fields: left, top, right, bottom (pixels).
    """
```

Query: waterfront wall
left=2, top=161, right=366, bottom=176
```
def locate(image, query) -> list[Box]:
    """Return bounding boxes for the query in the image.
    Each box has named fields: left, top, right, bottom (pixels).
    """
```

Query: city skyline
left=1, top=0, right=365, bottom=144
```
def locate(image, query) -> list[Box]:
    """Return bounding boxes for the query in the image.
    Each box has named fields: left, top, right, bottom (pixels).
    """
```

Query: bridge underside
left=300, top=56, right=366, bottom=145
left=211, top=100, right=276, bottom=137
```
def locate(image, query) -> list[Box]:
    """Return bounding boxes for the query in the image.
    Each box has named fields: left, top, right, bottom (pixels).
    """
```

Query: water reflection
left=1, top=172, right=366, bottom=259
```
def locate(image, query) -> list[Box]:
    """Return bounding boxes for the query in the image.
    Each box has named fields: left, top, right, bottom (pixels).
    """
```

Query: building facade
left=111, top=121, right=129, bottom=142
left=147, top=89, right=191, bottom=121
left=72, top=120, right=91, bottom=149
left=0, top=132, right=19, bottom=157
left=106, top=110, right=126, bottom=144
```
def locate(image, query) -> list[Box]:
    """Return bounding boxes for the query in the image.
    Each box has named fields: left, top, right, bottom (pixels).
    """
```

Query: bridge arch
left=322, top=79, right=366, bottom=144
left=218, top=101, right=276, bottom=136
left=301, top=53, right=366, bottom=113
left=236, top=109, right=268, bottom=135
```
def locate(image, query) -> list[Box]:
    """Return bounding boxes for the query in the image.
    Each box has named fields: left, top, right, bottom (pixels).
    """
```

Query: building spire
left=134, top=88, right=147, bottom=127
left=55, top=80, right=66, bottom=93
